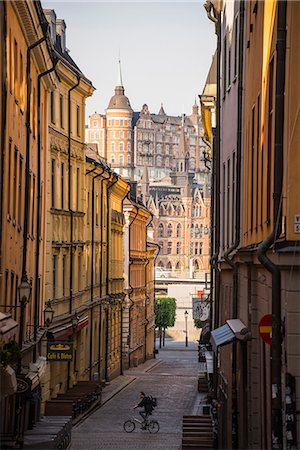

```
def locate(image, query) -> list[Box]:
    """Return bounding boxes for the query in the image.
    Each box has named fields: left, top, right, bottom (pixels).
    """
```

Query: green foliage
left=194, top=319, right=201, bottom=329
left=155, top=297, right=176, bottom=329
left=0, top=341, right=21, bottom=367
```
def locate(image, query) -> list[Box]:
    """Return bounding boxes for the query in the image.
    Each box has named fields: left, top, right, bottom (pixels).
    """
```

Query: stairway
left=181, top=415, right=214, bottom=449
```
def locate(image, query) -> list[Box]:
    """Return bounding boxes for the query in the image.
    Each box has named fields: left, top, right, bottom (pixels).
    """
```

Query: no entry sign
left=259, top=314, right=272, bottom=345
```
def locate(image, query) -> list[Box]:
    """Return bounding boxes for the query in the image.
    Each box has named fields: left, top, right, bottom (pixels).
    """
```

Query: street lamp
left=184, top=310, right=188, bottom=347
left=18, top=276, right=32, bottom=350
left=44, top=300, right=54, bottom=328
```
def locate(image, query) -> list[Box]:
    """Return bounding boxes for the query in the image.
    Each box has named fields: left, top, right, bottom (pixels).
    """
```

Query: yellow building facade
left=0, top=0, right=55, bottom=439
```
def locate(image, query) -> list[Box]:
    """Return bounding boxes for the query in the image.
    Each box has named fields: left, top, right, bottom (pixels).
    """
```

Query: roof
left=107, top=85, right=133, bottom=111
left=202, top=51, right=217, bottom=97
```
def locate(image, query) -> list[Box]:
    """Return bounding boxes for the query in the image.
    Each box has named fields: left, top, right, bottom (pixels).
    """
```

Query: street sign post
left=258, top=314, right=272, bottom=345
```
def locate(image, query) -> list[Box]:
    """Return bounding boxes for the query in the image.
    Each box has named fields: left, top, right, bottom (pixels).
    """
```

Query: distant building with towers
left=85, top=67, right=211, bottom=278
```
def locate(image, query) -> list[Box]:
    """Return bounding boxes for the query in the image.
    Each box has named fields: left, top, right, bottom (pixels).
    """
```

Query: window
left=111, top=154, right=115, bottom=163
left=31, top=175, right=35, bottom=235
left=227, top=159, right=230, bottom=245
left=53, top=255, right=57, bottom=299
left=257, top=94, right=261, bottom=227
left=167, top=223, right=172, bottom=237
left=61, top=163, right=65, bottom=209
left=234, top=15, right=238, bottom=78
left=158, top=223, right=164, bottom=237
left=159, top=242, right=164, bottom=252
left=96, top=193, right=99, bottom=226
left=157, top=155, right=162, bottom=167
left=50, top=91, right=55, bottom=123
left=195, top=242, right=199, bottom=255
left=18, top=155, right=23, bottom=226
left=127, top=142, right=131, bottom=150
left=176, top=242, right=181, bottom=254
left=20, top=52, right=24, bottom=109
left=111, top=142, right=115, bottom=152
left=191, top=223, right=194, bottom=238
left=228, top=42, right=231, bottom=87
left=267, top=58, right=274, bottom=224
left=13, top=147, right=17, bottom=221
left=120, top=131, right=124, bottom=138
left=251, top=106, right=255, bottom=231
left=232, top=152, right=236, bottom=244
left=93, top=120, right=97, bottom=128
left=223, top=35, right=227, bottom=95
left=76, top=105, right=80, bottom=137
left=128, top=154, right=131, bottom=165
left=60, top=94, right=64, bottom=128
left=14, top=39, right=18, bottom=98
left=167, top=242, right=172, bottom=255
left=32, top=87, right=36, bottom=137
left=119, top=142, right=124, bottom=151
left=176, top=223, right=181, bottom=237
left=120, top=119, right=124, bottom=126
left=200, top=242, right=203, bottom=255
left=51, top=159, right=55, bottom=208
left=119, top=154, right=124, bottom=165
left=62, top=255, right=66, bottom=297
left=76, top=167, right=80, bottom=210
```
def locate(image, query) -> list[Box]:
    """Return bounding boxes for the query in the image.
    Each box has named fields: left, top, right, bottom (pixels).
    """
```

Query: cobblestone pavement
left=71, top=346, right=199, bottom=450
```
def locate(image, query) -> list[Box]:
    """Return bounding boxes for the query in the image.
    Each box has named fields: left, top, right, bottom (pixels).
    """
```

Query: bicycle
left=123, top=415, right=160, bottom=434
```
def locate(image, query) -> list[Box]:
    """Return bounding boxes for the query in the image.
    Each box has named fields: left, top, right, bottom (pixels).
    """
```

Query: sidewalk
left=155, top=337, right=198, bottom=351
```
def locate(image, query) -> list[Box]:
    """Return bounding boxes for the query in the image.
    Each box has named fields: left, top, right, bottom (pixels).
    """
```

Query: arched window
left=111, top=142, right=115, bottom=152
left=158, top=223, right=164, bottom=237
left=158, top=261, right=164, bottom=268
left=119, top=142, right=124, bottom=151
left=176, top=242, right=181, bottom=254
left=167, top=261, right=172, bottom=269
left=128, top=154, right=131, bottom=165
left=176, top=223, right=181, bottom=237
left=194, top=260, right=200, bottom=272
left=157, top=155, right=162, bottom=167
left=200, top=224, right=203, bottom=238
left=191, top=223, right=194, bottom=238
left=127, top=142, right=131, bottom=150
left=176, top=261, right=181, bottom=270
left=195, top=224, right=199, bottom=236
left=167, top=223, right=172, bottom=237
left=119, top=154, right=124, bottom=165
left=110, top=154, right=115, bottom=163
left=167, top=242, right=172, bottom=254
left=195, top=242, right=199, bottom=254
left=159, top=241, right=164, bottom=252
left=200, top=242, right=203, bottom=255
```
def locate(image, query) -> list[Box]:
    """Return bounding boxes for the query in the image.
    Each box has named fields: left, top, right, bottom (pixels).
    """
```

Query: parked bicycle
left=123, top=416, right=160, bottom=434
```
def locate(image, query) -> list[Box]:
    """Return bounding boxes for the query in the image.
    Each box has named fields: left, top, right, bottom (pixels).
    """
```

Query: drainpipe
left=0, top=1, right=7, bottom=283
left=144, top=213, right=153, bottom=363
left=104, top=174, right=118, bottom=382
left=128, top=203, right=139, bottom=368
left=98, top=169, right=111, bottom=379
left=88, top=165, right=104, bottom=380
left=67, top=75, right=80, bottom=390
left=153, top=242, right=160, bottom=358
left=221, top=2, right=244, bottom=448
left=33, top=57, right=58, bottom=362
left=120, top=187, right=130, bottom=376
left=22, top=36, right=46, bottom=284
left=257, top=2, right=286, bottom=448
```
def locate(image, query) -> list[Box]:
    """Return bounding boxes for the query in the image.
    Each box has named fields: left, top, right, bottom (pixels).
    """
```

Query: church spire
left=158, top=103, right=166, bottom=115
left=117, top=52, right=123, bottom=87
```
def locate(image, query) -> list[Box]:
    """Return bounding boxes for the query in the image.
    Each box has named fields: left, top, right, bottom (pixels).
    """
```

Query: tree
left=155, top=297, right=176, bottom=348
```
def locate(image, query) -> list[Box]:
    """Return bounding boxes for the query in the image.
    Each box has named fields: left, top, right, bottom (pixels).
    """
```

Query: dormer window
left=93, top=121, right=97, bottom=128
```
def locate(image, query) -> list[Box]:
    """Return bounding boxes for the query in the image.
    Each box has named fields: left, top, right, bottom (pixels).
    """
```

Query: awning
left=0, top=312, right=18, bottom=345
left=210, top=319, right=250, bottom=352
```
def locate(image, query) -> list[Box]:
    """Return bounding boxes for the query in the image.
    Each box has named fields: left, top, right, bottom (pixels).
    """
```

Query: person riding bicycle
left=133, top=392, right=153, bottom=428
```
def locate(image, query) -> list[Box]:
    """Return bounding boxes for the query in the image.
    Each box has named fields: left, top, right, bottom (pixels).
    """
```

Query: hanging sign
left=16, top=376, right=31, bottom=395
left=47, top=341, right=73, bottom=362
left=193, top=298, right=210, bottom=322
left=258, top=315, right=272, bottom=345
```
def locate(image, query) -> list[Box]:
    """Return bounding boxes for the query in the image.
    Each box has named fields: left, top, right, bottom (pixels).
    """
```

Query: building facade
left=204, top=0, right=300, bottom=449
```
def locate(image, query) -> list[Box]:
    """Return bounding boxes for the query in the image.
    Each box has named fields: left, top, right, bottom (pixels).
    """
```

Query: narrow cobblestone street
left=71, top=343, right=199, bottom=450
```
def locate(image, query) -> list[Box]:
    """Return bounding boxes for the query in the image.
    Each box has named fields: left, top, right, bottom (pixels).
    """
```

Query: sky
left=43, top=2, right=217, bottom=118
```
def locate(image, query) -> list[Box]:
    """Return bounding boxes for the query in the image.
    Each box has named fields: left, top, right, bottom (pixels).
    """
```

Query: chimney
left=56, top=19, right=67, bottom=53
left=43, top=9, right=56, bottom=45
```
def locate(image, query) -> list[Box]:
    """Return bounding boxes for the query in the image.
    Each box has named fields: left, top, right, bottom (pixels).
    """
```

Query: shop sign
left=47, top=341, right=73, bottom=362
left=16, top=376, right=31, bottom=395
left=258, top=314, right=272, bottom=345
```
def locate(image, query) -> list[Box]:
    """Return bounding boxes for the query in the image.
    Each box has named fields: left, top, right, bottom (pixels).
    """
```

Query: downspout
left=98, top=169, right=111, bottom=379
left=152, top=243, right=160, bottom=358
left=222, top=2, right=244, bottom=448
left=120, top=187, right=130, bottom=376
left=257, top=2, right=286, bottom=448
left=0, top=1, right=7, bottom=282
left=22, top=36, right=46, bottom=283
left=67, top=75, right=80, bottom=389
left=104, top=174, right=118, bottom=382
left=34, top=58, right=58, bottom=362
left=67, top=75, right=80, bottom=315
left=88, top=166, right=104, bottom=380
left=144, top=213, right=153, bottom=363
left=128, top=203, right=139, bottom=368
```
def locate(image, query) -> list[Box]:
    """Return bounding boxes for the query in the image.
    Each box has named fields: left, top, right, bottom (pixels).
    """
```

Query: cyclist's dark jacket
left=138, top=397, right=152, bottom=413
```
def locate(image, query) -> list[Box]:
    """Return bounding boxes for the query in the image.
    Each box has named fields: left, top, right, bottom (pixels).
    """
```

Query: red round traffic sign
left=259, top=314, right=272, bottom=345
